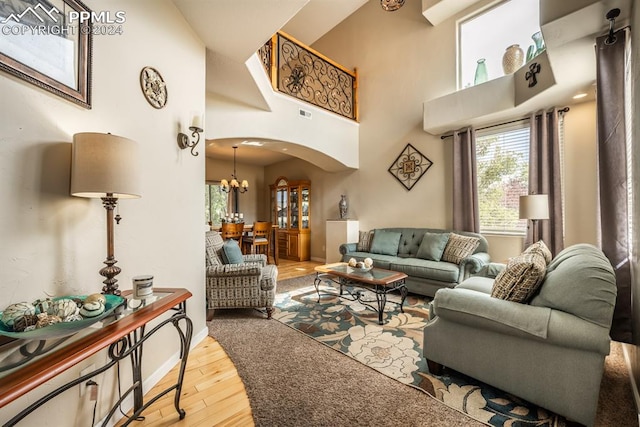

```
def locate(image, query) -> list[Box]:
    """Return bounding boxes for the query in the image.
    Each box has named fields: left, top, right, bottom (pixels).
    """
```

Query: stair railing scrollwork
left=258, top=31, right=358, bottom=121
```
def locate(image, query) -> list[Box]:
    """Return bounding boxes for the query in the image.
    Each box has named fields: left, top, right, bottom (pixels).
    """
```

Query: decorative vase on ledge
left=526, top=31, right=546, bottom=62
left=474, top=58, right=488, bottom=85
left=502, top=44, right=524, bottom=74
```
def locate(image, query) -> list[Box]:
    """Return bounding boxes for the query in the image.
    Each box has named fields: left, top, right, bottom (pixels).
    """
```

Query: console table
left=0, top=288, right=193, bottom=426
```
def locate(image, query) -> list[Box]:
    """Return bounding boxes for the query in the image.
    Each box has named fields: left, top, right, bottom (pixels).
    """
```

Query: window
left=205, top=183, right=229, bottom=226
left=459, top=0, right=541, bottom=89
left=476, top=121, right=530, bottom=234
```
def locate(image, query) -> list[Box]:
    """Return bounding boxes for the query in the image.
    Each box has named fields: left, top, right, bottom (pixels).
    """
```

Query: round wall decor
left=140, top=66, right=167, bottom=109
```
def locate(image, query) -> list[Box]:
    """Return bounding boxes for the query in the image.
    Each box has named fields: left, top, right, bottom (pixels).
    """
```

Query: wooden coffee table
left=314, top=262, right=408, bottom=325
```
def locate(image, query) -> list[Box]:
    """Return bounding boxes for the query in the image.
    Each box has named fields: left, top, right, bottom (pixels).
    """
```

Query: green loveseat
left=339, top=227, right=490, bottom=297
left=423, top=243, right=617, bottom=426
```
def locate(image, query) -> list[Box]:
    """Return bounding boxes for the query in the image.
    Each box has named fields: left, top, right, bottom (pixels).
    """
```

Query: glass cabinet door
left=277, top=187, right=287, bottom=229
left=290, top=186, right=299, bottom=229
left=301, top=186, right=310, bottom=229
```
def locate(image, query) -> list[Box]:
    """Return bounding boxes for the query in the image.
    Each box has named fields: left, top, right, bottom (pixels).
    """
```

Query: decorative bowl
left=354, top=265, right=373, bottom=273
left=0, top=294, right=125, bottom=340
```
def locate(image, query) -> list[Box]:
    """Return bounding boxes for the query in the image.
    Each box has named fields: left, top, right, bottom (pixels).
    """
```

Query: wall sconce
left=177, top=115, right=203, bottom=156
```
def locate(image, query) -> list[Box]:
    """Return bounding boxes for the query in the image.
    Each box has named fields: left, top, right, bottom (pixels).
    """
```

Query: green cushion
left=222, top=240, right=244, bottom=264
left=416, top=232, right=450, bottom=261
left=370, top=230, right=401, bottom=256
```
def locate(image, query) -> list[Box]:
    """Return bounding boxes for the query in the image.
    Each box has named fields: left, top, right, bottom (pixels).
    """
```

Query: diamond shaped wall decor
left=388, top=143, right=433, bottom=191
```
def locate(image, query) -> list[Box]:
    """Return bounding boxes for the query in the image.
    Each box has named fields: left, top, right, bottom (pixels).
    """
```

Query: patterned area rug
left=274, top=281, right=567, bottom=427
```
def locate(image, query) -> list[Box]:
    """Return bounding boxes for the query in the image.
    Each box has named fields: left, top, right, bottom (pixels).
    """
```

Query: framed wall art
left=388, top=143, right=433, bottom=191
left=0, top=0, right=93, bottom=108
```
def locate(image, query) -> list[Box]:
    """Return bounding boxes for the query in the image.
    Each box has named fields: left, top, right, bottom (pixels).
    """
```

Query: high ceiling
left=172, top=0, right=633, bottom=165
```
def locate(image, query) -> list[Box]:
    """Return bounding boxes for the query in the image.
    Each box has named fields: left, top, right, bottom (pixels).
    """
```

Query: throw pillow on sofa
left=370, top=230, right=402, bottom=256
left=357, top=230, right=375, bottom=252
left=222, top=240, right=244, bottom=264
left=441, top=233, right=480, bottom=264
left=416, top=232, right=450, bottom=261
left=523, top=240, right=552, bottom=264
left=491, top=252, right=546, bottom=303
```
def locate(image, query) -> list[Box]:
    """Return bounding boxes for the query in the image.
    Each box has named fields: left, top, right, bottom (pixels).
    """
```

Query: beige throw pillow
left=357, top=230, right=375, bottom=252
left=441, top=233, right=480, bottom=264
left=491, top=252, right=547, bottom=303
left=523, top=240, right=553, bottom=264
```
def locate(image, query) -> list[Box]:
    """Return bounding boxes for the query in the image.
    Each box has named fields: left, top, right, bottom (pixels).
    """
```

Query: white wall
left=0, top=1, right=206, bottom=425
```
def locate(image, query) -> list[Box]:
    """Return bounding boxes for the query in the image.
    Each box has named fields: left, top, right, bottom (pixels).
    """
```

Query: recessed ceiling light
left=241, top=140, right=264, bottom=147
left=282, top=148, right=288, bottom=151
left=573, top=93, right=587, bottom=99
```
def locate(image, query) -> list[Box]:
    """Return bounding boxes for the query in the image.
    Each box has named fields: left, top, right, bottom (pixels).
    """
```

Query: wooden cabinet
left=270, top=176, right=310, bottom=261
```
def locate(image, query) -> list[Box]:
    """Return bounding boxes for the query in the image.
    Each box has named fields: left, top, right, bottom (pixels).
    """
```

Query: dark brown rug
left=207, top=275, right=638, bottom=427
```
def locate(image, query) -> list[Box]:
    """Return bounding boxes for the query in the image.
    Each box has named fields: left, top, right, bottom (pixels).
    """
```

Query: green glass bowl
left=0, top=294, right=125, bottom=340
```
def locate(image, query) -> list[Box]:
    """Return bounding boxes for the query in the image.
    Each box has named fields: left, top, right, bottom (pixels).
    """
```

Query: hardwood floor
left=115, top=259, right=321, bottom=427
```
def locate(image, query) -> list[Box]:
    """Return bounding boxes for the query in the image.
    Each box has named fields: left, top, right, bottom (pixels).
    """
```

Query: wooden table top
left=0, top=288, right=192, bottom=408
left=315, top=262, right=408, bottom=286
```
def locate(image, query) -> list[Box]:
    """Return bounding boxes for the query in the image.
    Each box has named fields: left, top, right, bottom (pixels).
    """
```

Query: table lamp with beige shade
left=519, top=194, right=549, bottom=247
left=70, top=132, right=141, bottom=295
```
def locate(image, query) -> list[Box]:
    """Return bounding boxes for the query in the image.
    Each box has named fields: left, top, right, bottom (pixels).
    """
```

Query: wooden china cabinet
left=270, top=176, right=311, bottom=261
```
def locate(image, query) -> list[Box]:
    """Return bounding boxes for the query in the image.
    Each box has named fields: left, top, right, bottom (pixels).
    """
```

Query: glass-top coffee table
left=314, top=262, right=408, bottom=325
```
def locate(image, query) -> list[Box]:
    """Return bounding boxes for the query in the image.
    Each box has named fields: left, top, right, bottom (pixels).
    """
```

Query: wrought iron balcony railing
left=258, top=31, right=358, bottom=121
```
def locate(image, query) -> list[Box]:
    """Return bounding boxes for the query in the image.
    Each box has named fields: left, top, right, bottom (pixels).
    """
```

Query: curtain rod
left=439, top=106, right=570, bottom=139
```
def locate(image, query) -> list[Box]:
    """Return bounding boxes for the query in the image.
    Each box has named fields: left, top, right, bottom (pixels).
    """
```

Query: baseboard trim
left=99, top=326, right=209, bottom=427
left=621, top=343, right=640, bottom=424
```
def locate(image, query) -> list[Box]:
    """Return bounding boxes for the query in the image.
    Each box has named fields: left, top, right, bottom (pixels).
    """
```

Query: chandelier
left=380, top=0, right=404, bottom=12
left=221, top=146, right=248, bottom=193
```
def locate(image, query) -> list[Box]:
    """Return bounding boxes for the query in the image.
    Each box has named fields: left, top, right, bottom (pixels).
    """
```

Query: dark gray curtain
left=452, top=128, right=479, bottom=232
left=596, top=28, right=631, bottom=343
left=528, top=109, right=564, bottom=256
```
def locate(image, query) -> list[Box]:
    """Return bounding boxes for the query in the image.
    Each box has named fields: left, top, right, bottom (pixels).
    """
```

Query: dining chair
left=220, top=222, right=245, bottom=249
left=243, top=221, right=272, bottom=261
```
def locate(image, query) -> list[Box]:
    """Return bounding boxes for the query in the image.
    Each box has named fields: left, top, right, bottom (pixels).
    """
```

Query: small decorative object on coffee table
left=314, top=262, right=408, bottom=325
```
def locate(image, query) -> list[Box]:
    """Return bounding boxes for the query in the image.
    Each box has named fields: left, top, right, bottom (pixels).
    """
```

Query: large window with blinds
left=476, top=121, right=530, bottom=234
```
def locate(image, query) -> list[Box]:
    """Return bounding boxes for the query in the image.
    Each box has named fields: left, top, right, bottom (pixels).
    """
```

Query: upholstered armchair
left=423, top=244, right=617, bottom=426
left=205, top=231, right=278, bottom=319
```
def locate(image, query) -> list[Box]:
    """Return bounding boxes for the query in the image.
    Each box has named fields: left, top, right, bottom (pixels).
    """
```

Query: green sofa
left=423, top=243, right=617, bottom=426
left=339, top=227, right=490, bottom=297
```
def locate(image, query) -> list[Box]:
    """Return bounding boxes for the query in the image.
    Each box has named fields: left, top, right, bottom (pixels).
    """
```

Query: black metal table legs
left=313, top=273, right=407, bottom=325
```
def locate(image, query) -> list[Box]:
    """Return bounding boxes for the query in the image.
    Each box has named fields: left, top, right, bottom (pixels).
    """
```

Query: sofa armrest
left=339, top=243, right=357, bottom=255
left=431, top=288, right=611, bottom=353
left=260, top=264, right=278, bottom=291
left=475, top=262, right=507, bottom=278
left=206, top=262, right=263, bottom=277
left=432, top=288, right=551, bottom=338
left=242, top=253, right=267, bottom=266
left=458, top=252, right=490, bottom=282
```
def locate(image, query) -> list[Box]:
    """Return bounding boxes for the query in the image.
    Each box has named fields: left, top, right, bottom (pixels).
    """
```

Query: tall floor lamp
left=70, top=133, right=141, bottom=295
left=519, top=194, right=549, bottom=245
